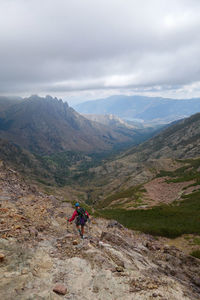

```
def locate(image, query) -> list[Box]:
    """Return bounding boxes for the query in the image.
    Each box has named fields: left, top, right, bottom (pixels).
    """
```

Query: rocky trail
left=0, top=162, right=200, bottom=300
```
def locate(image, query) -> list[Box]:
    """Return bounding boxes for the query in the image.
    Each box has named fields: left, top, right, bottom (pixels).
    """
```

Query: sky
left=0, top=0, right=200, bottom=104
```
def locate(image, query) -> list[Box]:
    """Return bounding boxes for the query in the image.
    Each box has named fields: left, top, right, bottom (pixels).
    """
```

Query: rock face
left=0, top=163, right=200, bottom=300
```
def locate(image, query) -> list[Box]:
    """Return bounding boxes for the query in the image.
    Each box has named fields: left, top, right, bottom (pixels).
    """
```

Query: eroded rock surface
left=0, top=163, right=200, bottom=300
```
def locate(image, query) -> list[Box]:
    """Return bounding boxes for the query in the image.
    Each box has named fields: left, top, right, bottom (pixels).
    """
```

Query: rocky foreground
left=0, top=162, right=200, bottom=300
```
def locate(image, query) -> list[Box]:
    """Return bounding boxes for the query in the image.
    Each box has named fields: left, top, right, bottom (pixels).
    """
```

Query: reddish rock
left=0, top=253, right=5, bottom=262
left=53, top=284, right=67, bottom=295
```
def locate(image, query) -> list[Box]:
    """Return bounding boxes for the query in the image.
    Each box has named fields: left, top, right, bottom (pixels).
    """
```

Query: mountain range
left=0, top=95, right=161, bottom=185
left=0, top=95, right=149, bottom=155
left=1, top=94, right=200, bottom=191
left=74, top=95, right=200, bottom=124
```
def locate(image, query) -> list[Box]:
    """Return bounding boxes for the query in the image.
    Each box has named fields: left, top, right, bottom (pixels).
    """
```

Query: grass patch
left=97, top=190, right=200, bottom=238
left=97, top=185, right=146, bottom=209
left=190, top=250, right=200, bottom=259
left=193, top=237, right=200, bottom=245
left=156, top=158, right=200, bottom=184
left=184, top=236, right=191, bottom=241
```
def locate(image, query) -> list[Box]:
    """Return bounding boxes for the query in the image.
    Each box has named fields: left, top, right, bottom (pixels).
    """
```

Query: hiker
left=67, top=203, right=90, bottom=238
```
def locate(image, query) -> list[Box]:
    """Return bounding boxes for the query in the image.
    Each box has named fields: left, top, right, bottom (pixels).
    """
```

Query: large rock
left=107, top=220, right=123, bottom=229
left=53, top=284, right=67, bottom=295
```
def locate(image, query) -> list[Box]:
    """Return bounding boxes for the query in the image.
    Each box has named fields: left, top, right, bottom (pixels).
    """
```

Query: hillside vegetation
left=96, top=157, right=200, bottom=238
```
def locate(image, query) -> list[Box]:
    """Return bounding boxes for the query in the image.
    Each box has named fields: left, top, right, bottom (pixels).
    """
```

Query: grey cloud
left=0, top=0, right=200, bottom=100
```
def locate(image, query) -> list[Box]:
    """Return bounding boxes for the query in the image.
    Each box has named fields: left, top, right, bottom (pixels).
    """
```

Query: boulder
left=107, top=220, right=123, bottom=229
left=53, top=283, right=67, bottom=295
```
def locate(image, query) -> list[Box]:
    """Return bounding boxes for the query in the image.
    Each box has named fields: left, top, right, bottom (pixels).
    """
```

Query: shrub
left=190, top=250, right=200, bottom=259
left=97, top=190, right=200, bottom=238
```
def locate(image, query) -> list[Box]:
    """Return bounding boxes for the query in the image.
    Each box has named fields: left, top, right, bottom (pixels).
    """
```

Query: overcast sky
left=0, top=0, right=200, bottom=104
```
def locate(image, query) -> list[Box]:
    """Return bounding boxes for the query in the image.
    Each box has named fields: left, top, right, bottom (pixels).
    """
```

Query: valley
left=0, top=95, right=200, bottom=299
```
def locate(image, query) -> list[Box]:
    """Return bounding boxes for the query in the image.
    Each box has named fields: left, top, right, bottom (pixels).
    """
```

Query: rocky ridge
left=0, top=162, right=200, bottom=299
left=0, top=95, right=139, bottom=155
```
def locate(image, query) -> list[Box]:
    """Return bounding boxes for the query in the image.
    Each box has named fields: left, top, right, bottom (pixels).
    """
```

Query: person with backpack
left=67, top=203, right=90, bottom=239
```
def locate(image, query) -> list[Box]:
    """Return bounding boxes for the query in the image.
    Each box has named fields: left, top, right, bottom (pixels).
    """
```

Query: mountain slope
left=125, top=112, right=200, bottom=160
left=0, top=95, right=139, bottom=155
left=75, top=112, right=200, bottom=204
left=75, top=95, right=200, bottom=124
left=0, top=96, right=22, bottom=112
left=0, top=137, right=59, bottom=184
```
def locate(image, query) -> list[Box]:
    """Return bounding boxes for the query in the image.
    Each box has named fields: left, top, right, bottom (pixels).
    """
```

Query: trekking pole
left=66, top=216, right=70, bottom=231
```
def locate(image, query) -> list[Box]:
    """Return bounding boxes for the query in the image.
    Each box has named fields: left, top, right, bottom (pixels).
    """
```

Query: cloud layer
left=1, top=0, right=200, bottom=101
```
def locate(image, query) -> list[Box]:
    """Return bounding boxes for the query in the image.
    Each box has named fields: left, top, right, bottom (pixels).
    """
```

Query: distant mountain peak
left=75, top=95, right=200, bottom=124
left=27, top=94, right=68, bottom=106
